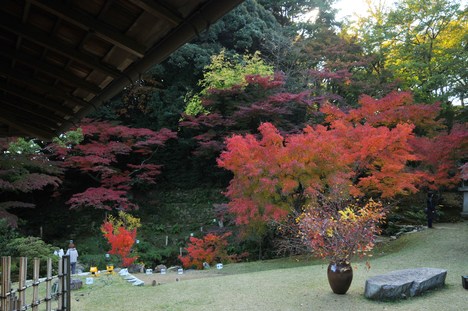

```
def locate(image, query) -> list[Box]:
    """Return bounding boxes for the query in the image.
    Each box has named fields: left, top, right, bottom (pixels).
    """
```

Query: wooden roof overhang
left=0, top=0, right=244, bottom=140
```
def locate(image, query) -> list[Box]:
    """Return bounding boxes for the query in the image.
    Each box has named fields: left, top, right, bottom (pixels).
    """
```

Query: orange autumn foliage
left=178, top=232, right=232, bottom=269
left=218, top=92, right=466, bottom=230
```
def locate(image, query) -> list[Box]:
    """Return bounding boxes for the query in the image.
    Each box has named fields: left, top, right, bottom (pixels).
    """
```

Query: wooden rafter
left=0, top=80, right=73, bottom=115
left=0, top=0, right=245, bottom=139
left=31, top=0, right=146, bottom=58
left=0, top=47, right=101, bottom=94
left=0, top=97, right=67, bottom=125
left=0, top=11, right=122, bottom=78
left=22, top=0, right=32, bottom=23
left=0, top=65, right=92, bottom=109
left=127, top=0, right=183, bottom=25
left=0, top=104, right=58, bottom=129
left=0, top=115, right=55, bottom=139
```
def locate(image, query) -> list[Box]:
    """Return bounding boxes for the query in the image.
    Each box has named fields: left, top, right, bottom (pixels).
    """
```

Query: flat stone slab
left=365, top=268, right=447, bottom=300
left=120, top=272, right=144, bottom=286
left=133, top=280, right=145, bottom=286
left=70, top=278, right=83, bottom=290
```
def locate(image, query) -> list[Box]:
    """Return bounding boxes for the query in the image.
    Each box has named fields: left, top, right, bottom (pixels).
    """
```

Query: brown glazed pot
left=327, top=262, right=353, bottom=294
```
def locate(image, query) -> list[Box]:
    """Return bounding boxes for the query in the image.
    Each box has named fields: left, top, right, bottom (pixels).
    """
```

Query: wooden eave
left=0, top=0, right=244, bottom=139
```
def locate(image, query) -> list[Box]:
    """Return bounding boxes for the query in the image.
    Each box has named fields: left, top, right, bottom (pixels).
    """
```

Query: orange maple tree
left=178, top=232, right=232, bottom=269
left=217, top=91, right=466, bottom=233
left=100, top=211, right=141, bottom=267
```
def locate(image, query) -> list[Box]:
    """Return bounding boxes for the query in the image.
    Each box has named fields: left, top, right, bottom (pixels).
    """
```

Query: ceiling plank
left=0, top=11, right=122, bottom=78
left=0, top=115, right=55, bottom=139
left=127, top=0, right=183, bottom=25
left=0, top=97, right=67, bottom=125
left=0, top=65, right=93, bottom=109
left=22, top=0, right=32, bottom=23
left=0, top=104, right=58, bottom=129
left=31, top=0, right=146, bottom=58
left=0, top=47, right=102, bottom=94
left=0, top=80, right=74, bottom=115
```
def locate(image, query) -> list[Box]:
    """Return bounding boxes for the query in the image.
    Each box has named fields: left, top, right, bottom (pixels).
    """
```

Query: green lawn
left=71, top=221, right=468, bottom=311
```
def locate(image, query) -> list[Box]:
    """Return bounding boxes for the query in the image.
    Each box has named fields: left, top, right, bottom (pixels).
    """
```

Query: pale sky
left=333, top=0, right=370, bottom=21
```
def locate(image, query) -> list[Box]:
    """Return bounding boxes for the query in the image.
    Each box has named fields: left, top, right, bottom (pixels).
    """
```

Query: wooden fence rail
left=0, top=256, right=71, bottom=311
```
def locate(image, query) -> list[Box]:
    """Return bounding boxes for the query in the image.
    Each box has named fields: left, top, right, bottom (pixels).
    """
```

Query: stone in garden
left=133, top=280, right=144, bottom=286
left=155, top=264, right=167, bottom=273
left=459, top=181, right=468, bottom=218
left=76, top=263, right=85, bottom=274
left=70, top=278, right=82, bottom=290
left=119, top=268, right=129, bottom=276
left=128, top=263, right=145, bottom=273
left=203, top=262, right=210, bottom=269
left=365, top=268, right=447, bottom=300
left=167, top=266, right=181, bottom=272
left=145, top=268, right=153, bottom=274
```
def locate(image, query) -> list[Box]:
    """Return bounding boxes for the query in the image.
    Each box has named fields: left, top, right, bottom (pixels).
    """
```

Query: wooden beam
left=0, top=97, right=67, bottom=125
left=0, top=47, right=102, bottom=94
left=0, top=104, right=58, bottom=129
left=0, top=65, right=93, bottom=109
left=127, top=0, right=183, bottom=25
left=58, top=0, right=246, bottom=135
left=0, top=115, right=55, bottom=139
left=0, top=80, right=74, bottom=115
left=0, top=11, right=122, bottom=78
left=31, top=0, right=146, bottom=58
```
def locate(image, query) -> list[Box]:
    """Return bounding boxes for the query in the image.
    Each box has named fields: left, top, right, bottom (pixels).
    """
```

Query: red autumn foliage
left=410, top=123, right=468, bottom=189
left=0, top=139, right=63, bottom=227
left=180, top=73, right=311, bottom=158
left=59, top=120, right=176, bottom=210
left=218, top=121, right=417, bottom=227
left=179, top=232, right=232, bottom=269
left=101, top=221, right=137, bottom=267
left=321, top=91, right=443, bottom=134
left=218, top=91, right=465, bottom=233
left=67, top=188, right=137, bottom=210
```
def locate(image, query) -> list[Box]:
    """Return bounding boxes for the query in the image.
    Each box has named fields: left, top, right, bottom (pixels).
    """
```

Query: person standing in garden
left=426, top=192, right=436, bottom=228
left=66, top=243, right=79, bottom=274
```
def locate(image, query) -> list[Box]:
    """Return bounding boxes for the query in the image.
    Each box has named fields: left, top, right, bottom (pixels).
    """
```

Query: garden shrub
left=6, top=236, right=58, bottom=279
left=0, top=219, right=18, bottom=255
left=101, top=211, right=141, bottom=267
left=179, top=232, right=232, bottom=269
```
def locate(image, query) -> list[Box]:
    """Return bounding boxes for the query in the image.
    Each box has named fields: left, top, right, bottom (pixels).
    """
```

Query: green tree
left=91, top=0, right=280, bottom=131
left=185, top=50, right=274, bottom=115
left=0, top=138, right=62, bottom=227
left=352, top=0, right=467, bottom=104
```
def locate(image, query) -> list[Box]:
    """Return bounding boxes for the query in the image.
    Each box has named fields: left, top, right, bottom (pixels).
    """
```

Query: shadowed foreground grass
left=71, top=222, right=468, bottom=311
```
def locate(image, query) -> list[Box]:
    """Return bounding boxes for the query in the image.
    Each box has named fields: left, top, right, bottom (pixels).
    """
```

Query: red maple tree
left=217, top=91, right=466, bottom=233
left=101, top=221, right=138, bottom=267
left=55, top=119, right=176, bottom=211
left=0, top=138, right=62, bottom=227
left=180, top=73, right=311, bottom=158
left=179, top=232, right=232, bottom=269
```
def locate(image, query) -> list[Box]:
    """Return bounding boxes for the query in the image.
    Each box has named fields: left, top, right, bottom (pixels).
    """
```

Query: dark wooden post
left=60, top=255, right=71, bottom=311
left=32, top=258, right=40, bottom=311
left=57, top=257, right=63, bottom=311
left=45, top=258, right=53, bottom=311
